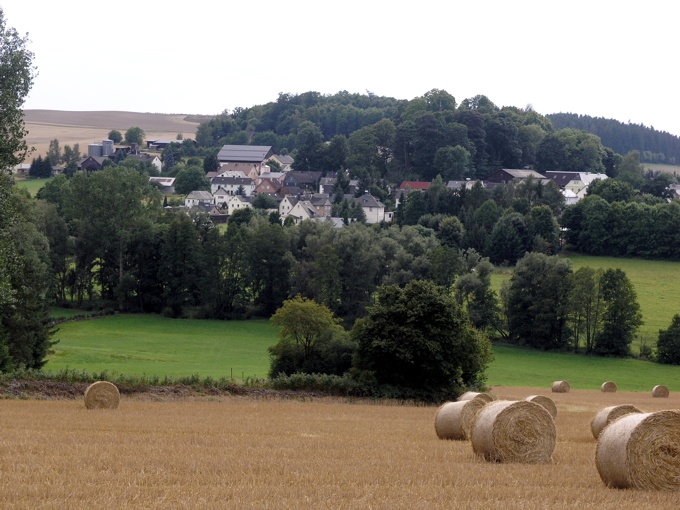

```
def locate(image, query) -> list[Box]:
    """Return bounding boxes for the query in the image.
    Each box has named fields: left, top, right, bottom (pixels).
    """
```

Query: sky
left=4, top=1, right=680, bottom=135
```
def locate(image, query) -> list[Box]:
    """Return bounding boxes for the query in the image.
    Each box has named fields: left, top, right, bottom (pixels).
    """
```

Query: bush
left=656, top=314, right=680, bottom=364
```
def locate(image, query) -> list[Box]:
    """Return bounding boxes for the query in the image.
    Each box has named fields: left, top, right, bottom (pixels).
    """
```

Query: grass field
left=1, top=389, right=678, bottom=508
left=12, top=175, right=52, bottom=196
left=47, top=315, right=277, bottom=380
left=491, top=254, right=680, bottom=348
left=47, top=313, right=680, bottom=392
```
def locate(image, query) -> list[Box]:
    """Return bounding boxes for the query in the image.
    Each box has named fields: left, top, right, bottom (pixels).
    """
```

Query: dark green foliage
left=124, top=126, right=145, bottom=145
left=107, top=130, right=122, bottom=144
left=594, top=269, right=643, bottom=357
left=351, top=280, right=493, bottom=401
left=656, top=314, right=680, bottom=364
left=507, top=253, right=573, bottom=350
left=252, top=193, right=278, bottom=209
left=29, top=155, right=52, bottom=178
left=174, top=166, right=210, bottom=194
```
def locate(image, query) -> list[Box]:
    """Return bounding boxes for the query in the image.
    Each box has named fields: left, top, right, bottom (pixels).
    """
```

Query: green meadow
left=47, top=315, right=277, bottom=380
left=47, top=312, right=680, bottom=391
left=13, top=176, right=52, bottom=196
left=491, top=254, right=680, bottom=348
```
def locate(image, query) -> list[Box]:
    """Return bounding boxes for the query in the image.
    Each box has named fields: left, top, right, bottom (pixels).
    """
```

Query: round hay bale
left=84, top=381, right=120, bottom=409
left=524, top=395, right=557, bottom=419
left=590, top=405, right=642, bottom=439
left=457, top=391, right=493, bottom=403
left=551, top=380, right=570, bottom=393
left=601, top=381, right=617, bottom=393
left=470, top=400, right=556, bottom=464
left=434, top=398, right=488, bottom=440
left=596, top=410, right=680, bottom=490
left=652, top=385, right=669, bottom=398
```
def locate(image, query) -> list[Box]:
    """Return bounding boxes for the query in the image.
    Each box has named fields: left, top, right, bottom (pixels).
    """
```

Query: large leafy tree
left=351, top=279, right=493, bottom=401
left=269, top=295, right=350, bottom=377
left=124, top=126, right=146, bottom=146
left=595, top=268, right=643, bottom=356
left=507, top=253, right=573, bottom=350
left=0, top=8, right=35, bottom=172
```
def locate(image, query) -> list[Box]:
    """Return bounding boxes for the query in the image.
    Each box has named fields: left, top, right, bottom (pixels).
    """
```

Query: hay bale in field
left=457, top=391, right=493, bottom=403
left=601, top=381, right=617, bottom=393
left=590, top=405, right=642, bottom=439
left=434, top=398, right=488, bottom=440
left=84, top=381, right=120, bottom=409
left=551, top=380, right=570, bottom=393
left=652, top=385, right=669, bottom=398
left=596, top=410, right=680, bottom=490
left=470, top=400, right=556, bottom=464
left=524, top=395, right=557, bottom=419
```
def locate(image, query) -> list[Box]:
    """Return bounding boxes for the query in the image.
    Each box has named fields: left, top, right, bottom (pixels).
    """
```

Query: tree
left=162, top=144, right=175, bottom=172
left=252, top=193, right=278, bottom=209
left=269, top=295, right=350, bottom=377
left=595, top=268, right=643, bottom=357
left=351, top=279, right=494, bottom=401
left=124, top=126, right=146, bottom=146
left=507, top=253, right=573, bottom=350
left=108, top=129, right=123, bottom=144
left=656, top=314, right=680, bottom=365
left=47, top=139, right=61, bottom=166
left=0, top=8, right=36, bottom=172
left=203, top=152, right=220, bottom=173
left=568, top=267, right=604, bottom=354
left=61, top=144, right=81, bottom=167
left=174, top=166, right=210, bottom=195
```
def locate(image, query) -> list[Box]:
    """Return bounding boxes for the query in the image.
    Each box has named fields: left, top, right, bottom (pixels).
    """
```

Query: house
left=13, top=163, right=30, bottom=175
left=146, top=140, right=178, bottom=150
left=309, top=193, right=333, bottom=217
left=399, top=181, right=431, bottom=191
left=79, top=156, right=107, bottom=172
left=268, top=154, right=294, bottom=172
left=210, top=176, right=255, bottom=196
left=218, top=162, right=261, bottom=179
left=281, top=171, right=323, bottom=192
left=544, top=171, right=608, bottom=200
left=149, top=176, right=176, bottom=194
left=287, top=200, right=318, bottom=224
left=126, top=153, right=162, bottom=173
left=484, top=169, right=546, bottom=185
left=216, top=169, right=247, bottom=178
left=184, top=190, right=213, bottom=208
left=447, top=180, right=479, bottom=190
left=218, top=145, right=274, bottom=166
left=254, top=175, right=283, bottom=195
left=212, top=188, right=231, bottom=207
left=226, top=195, right=253, bottom=216
left=355, top=192, right=387, bottom=224
left=279, top=195, right=299, bottom=219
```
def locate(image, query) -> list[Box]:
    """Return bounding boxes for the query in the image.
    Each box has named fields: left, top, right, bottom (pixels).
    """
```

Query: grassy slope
left=47, top=315, right=277, bottom=380
left=13, top=176, right=52, bottom=196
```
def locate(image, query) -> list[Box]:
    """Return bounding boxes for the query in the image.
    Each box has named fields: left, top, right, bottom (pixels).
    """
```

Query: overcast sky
left=4, top=1, right=679, bottom=135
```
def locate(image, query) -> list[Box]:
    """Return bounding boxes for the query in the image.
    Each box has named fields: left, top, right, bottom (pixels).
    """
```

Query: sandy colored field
left=20, top=110, right=203, bottom=163
left=0, top=387, right=678, bottom=509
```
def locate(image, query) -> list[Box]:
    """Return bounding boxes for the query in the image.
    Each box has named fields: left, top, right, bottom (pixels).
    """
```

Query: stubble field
left=1, top=388, right=678, bottom=509
left=20, top=110, right=203, bottom=163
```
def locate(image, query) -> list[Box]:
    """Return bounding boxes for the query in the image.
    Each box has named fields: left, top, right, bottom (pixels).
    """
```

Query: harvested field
left=0, top=386, right=678, bottom=509
left=20, top=110, right=202, bottom=163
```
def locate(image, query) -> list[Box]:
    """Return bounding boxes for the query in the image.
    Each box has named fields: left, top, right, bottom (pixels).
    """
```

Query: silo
left=101, top=139, right=114, bottom=156
left=88, top=144, right=102, bottom=157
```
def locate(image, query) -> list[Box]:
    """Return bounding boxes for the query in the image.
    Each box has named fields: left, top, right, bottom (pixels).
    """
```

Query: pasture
left=46, top=314, right=680, bottom=392
left=1, top=389, right=678, bottom=508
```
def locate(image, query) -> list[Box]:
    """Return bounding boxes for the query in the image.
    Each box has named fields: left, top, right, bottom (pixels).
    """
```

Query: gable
left=217, top=145, right=274, bottom=163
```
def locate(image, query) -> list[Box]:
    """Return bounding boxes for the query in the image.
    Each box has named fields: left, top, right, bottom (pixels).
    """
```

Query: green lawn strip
left=487, top=345, right=679, bottom=392
left=13, top=177, right=51, bottom=196
left=47, top=315, right=278, bottom=380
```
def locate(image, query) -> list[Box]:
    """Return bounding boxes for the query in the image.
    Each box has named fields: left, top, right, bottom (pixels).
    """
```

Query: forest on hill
left=547, top=112, right=680, bottom=165
left=192, top=89, right=679, bottom=184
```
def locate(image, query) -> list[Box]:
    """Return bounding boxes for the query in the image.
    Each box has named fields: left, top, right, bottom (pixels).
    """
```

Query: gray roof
left=186, top=190, right=213, bottom=200
left=501, top=169, right=546, bottom=179
left=211, top=176, right=254, bottom=186
left=273, top=154, right=294, bottom=165
left=218, top=145, right=273, bottom=163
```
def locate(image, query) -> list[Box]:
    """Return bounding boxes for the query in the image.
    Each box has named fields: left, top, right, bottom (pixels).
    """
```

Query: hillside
left=21, top=110, right=202, bottom=163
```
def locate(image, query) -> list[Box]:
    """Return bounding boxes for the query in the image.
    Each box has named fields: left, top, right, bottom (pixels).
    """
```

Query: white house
left=210, top=176, right=255, bottom=196
left=226, top=195, right=253, bottom=216
left=355, top=192, right=386, bottom=224
left=287, top=200, right=318, bottom=224
left=185, top=190, right=213, bottom=208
